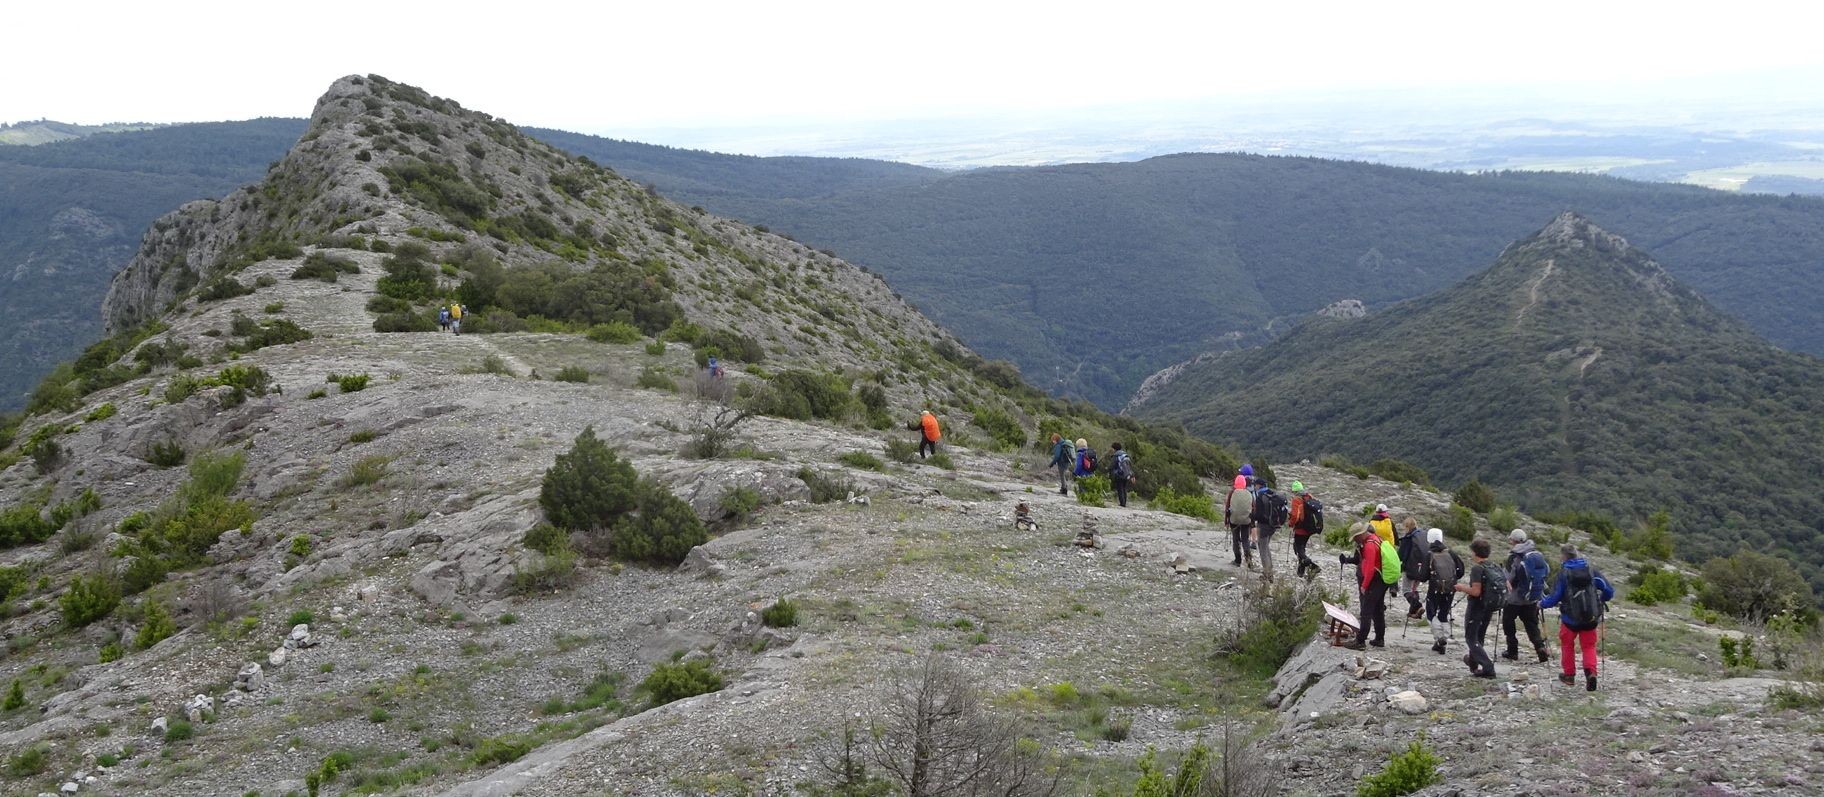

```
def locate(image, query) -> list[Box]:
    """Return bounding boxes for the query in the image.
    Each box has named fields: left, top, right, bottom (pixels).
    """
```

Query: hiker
left=918, top=411, right=942, bottom=459
left=1539, top=543, right=1614, bottom=691
left=1225, top=473, right=1256, bottom=568
left=449, top=302, right=464, bottom=335
left=1502, top=529, right=1553, bottom=663
left=438, top=306, right=451, bottom=332
left=1368, top=504, right=1396, bottom=544
left=1341, top=526, right=1399, bottom=649
left=1289, top=481, right=1324, bottom=578
left=1250, top=476, right=1288, bottom=583
left=705, top=355, right=723, bottom=379
left=1415, top=528, right=1464, bottom=654
left=1109, top=443, right=1135, bottom=507
left=1072, top=438, right=1098, bottom=482
left=1047, top=433, right=1074, bottom=495
left=1453, top=539, right=1505, bottom=678
left=1396, top=517, right=1426, bottom=619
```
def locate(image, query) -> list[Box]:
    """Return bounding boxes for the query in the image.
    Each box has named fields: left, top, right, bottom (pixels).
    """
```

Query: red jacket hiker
left=1357, top=534, right=1383, bottom=592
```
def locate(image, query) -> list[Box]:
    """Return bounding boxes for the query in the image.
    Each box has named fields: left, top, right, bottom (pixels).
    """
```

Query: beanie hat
left=1239, top=464, right=1254, bottom=476
left=1289, top=480, right=1305, bottom=494
left=1232, top=475, right=1247, bottom=490
left=1509, top=528, right=1528, bottom=543
left=1426, top=527, right=1443, bottom=545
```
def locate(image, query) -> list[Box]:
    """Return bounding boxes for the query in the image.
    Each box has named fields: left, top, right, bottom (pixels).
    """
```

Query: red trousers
left=1559, top=624, right=1599, bottom=675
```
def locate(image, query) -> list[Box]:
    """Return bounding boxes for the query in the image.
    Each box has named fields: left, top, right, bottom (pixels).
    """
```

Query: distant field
left=1682, top=160, right=1824, bottom=190
left=1479, top=156, right=1673, bottom=174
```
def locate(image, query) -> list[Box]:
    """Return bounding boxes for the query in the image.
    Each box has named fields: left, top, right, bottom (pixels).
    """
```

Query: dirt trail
left=1517, top=257, right=1556, bottom=323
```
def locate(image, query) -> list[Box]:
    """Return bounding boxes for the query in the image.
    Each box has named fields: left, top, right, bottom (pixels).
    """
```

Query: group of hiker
left=437, top=303, right=467, bottom=334
left=1221, top=466, right=1326, bottom=584
left=1341, top=515, right=1615, bottom=689
left=1045, top=433, right=1136, bottom=506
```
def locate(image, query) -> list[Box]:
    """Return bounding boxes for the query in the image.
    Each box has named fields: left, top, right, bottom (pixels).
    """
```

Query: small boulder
left=1117, top=544, right=1140, bottom=559
left=287, top=623, right=314, bottom=648
left=235, top=663, right=264, bottom=691
left=268, top=647, right=289, bottom=668
left=1388, top=690, right=1428, bottom=715
left=150, top=716, right=168, bottom=735
left=184, top=694, right=213, bottom=723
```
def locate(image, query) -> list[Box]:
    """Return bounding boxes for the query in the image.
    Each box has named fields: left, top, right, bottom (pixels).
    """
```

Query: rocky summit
left=0, top=78, right=1820, bottom=797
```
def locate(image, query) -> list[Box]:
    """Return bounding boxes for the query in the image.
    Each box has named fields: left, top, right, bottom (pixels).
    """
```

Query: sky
left=7, top=0, right=1824, bottom=134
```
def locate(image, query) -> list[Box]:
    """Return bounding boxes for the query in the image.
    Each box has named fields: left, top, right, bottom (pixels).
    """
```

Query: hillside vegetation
left=1135, top=212, right=1824, bottom=594
left=544, top=136, right=1824, bottom=408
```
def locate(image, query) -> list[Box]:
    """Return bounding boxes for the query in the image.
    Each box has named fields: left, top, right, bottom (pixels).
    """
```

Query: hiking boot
left=1369, top=640, right=1385, bottom=648
left=1231, top=558, right=1243, bottom=567
left=1473, top=670, right=1497, bottom=679
left=1500, top=650, right=1519, bottom=662
left=1343, top=640, right=1366, bottom=651
left=1558, top=673, right=1576, bottom=686
left=1585, top=669, right=1598, bottom=692
left=1430, top=640, right=1445, bottom=654
left=1406, top=609, right=1423, bottom=620
left=1536, top=646, right=1553, bottom=663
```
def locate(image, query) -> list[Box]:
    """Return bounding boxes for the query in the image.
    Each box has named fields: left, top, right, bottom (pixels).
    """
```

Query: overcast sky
left=8, top=0, right=1824, bottom=133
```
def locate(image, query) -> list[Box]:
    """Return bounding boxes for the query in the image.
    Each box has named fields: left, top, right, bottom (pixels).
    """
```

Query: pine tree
left=539, top=426, right=638, bottom=531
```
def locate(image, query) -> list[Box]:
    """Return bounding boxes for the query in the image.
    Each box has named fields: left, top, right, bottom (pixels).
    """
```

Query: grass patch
left=837, top=451, right=885, bottom=471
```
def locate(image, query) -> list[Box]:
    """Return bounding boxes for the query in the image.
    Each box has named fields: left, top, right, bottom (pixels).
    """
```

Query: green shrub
left=264, top=302, right=285, bottom=314
left=0, top=502, right=57, bottom=549
left=60, top=573, right=121, bottom=626
left=226, top=318, right=312, bottom=353
left=2, top=679, right=22, bottom=711
left=636, top=659, right=723, bottom=707
left=98, top=641, right=123, bottom=663
left=347, top=429, right=377, bottom=445
left=196, top=277, right=254, bottom=303
left=1696, top=550, right=1815, bottom=621
left=1216, top=582, right=1325, bottom=677
left=1150, top=486, right=1219, bottom=522
left=883, top=437, right=918, bottom=464
left=328, top=373, right=371, bottom=393
left=761, top=598, right=799, bottom=628
left=476, top=355, right=513, bottom=376
left=469, top=735, right=532, bottom=767
left=928, top=451, right=955, bottom=470
left=1357, top=737, right=1442, bottom=797
left=26, top=435, right=65, bottom=475
left=372, top=311, right=438, bottom=333
left=719, top=487, right=762, bottom=525
left=365, top=295, right=412, bottom=314
left=510, top=542, right=578, bottom=594
left=1453, top=480, right=1495, bottom=514
left=134, top=599, right=176, bottom=650
left=1627, top=565, right=1690, bottom=606
left=748, top=369, right=851, bottom=420
left=1076, top=475, right=1111, bottom=507
left=971, top=406, right=1026, bottom=450
left=553, top=366, right=590, bottom=383
left=5, top=744, right=48, bottom=777
left=634, top=367, right=676, bottom=392
left=164, top=719, right=194, bottom=743
left=540, top=427, right=638, bottom=531
left=838, top=452, right=884, bottom=471
left=338, top=455, right=390, bottom=489
left=291, top=252, right=360, bottom=282
left=644, top=340, right=667, bottom=356
left=1442, top=504, right=1476, bottom=541
left=375, top=242, right=439, bottom=300
left=85, top=403, right=118, bottom=422
left=611, top=480, right=708, bottom=566
left=798, top=467, right=858, bottom=504
left=586, top=322, right=643, bottom=344
left=1487, top=505, right=1521, bottom=534
left=1719, top=635, right=1761, bottom=669
left=288, top=535, right=312, bottom=559
left=522, top=524, right=569, bottom=556
left=1627, top=510, right=1676, bottom=561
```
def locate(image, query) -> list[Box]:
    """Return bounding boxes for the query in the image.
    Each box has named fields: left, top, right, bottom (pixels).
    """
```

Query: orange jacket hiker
left=920, top=411, right=942, bottom=442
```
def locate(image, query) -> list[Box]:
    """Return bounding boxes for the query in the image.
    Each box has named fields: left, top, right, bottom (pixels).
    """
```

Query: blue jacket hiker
left=1539, top=545, right=1615, bottom=691
left=1047, top=434, right=1074, bottom=495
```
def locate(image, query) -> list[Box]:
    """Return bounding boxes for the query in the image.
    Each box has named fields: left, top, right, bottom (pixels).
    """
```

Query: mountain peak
left=1531, top=210, right=1634, bottom=254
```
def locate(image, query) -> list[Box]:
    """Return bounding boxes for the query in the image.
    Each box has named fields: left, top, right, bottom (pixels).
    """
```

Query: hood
left=1512, top=540, right=1538, bottom=556
left=1429, top=541, right=1446, bottom=552
left=1562, top=557, right=1590, bottom=570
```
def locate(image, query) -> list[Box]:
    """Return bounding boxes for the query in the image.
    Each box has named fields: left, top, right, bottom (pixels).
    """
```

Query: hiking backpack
left=1399, top=532, right=1426, bottom=578
left=1225, top=489, right=1253, bottom=527
left=1522, top=550, right=1550, bottom=603
left=1298, top=497, right=1325, bottom=535
left=1113, top=452, right=1134, bottom=480
left=1258, top=488, right=1290, bottom=527
left=1476, top=562, right=1508, bottom=608
left=1378, top=539, right=1402, bottom=585
left=1076, top=449, right=1098, bottom=476
left=1427, top=549, right=1462, bottom=594
left=1563, top=567, right=1605, bottom=626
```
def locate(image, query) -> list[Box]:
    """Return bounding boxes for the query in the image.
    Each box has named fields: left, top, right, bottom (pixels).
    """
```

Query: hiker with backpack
left=1453, top=538, right=1506, bottom=678
left=1502, top=529, right=1554, bottom=663
left=1539, top=543, right=1614, bottom=691
left=450, top=303, right=463, bottom=335
left=1047, top=433, right=1074, bottom=496
left=1396, top=517, right=1427, bottom=619
left=1342, top=525, right=1400, bottom=649
left=1225, top=473, right=1256, bottom=569
left=1415, top=528, right=1464, bottom=655
left=438, top=306, right=451, bottom=332
left=1250, top=477, right=1289, bottom=584
left=1368, top=505, right=1396, bottom=544
left=1289, top=481, right=1324, bottom=578
left=919, top=411, right=942, bottom=459
left=1109, top=443, right=1136, bottom=507
left=1072, top=438, right=1098, bottom=482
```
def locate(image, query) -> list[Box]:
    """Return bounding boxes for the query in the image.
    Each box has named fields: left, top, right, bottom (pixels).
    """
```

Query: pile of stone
left=1074, top=514, right=1102, bottom=549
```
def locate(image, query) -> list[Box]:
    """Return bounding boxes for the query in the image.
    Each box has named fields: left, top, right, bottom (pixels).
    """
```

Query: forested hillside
left=0, top=119, right=307, bottom=408
left=539, top=138, right=1824, bottom=408
left=1133, top=212, right=1824, bottom=592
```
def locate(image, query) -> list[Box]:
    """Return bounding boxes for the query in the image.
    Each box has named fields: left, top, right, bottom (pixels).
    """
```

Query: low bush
left=510, top=541, right=578, bottom=594
left=637, top=659, right=724, bottom=707
left=610, top=480, right=708, bottom=566
left=928, top=451, right=955, bottom=470
left=5, top=744, right=48, bottom=777
left=747, top=369, right=851, bottom=421
left=838, top=451, right=884, bottom=471
left=1626, top=565, right=1690, bottom=606
left=586, top=321, right=643, bottom=344
left=60, top=573, right=121, bottom=627
left=0, top=502, right=57, bottom=549
left=3, top=680, right=22, bottom=711
left=85, top=403, right=118, bottom=422
left=134, top=599, right=176, bottom=650
left=1076, top=475, right=1111, bottom=507
left=338, top=455, right=390, bottom=489
left=1441, top=504, right=1476, bottom=541
left=540, top=427, right=638, bottom=531
left=1487, top=505, right=1522, bottom=534
left=365, top=295, right=412, bottom=314
left=553, top=366, right=590, bottom=383
left=469, top=735, right=532, bottom=767
left=226, top=317, right=312, bottom=353
left=798, top=467, right=858, bottom=504
left=372, top=311, right=438, bottom=333
left=522, top=524, right=569, bottom=556
left=761, top=598, right=799, bottom=628
left=1216, top=582, right=1326, bottom=678
left=475, top=355, right=514, bottom=376
left=1696, top=550, right=1815, bottom=621
left=634, top=367, right=676, bottom=392
left=970, top=406, right=1026, bottom=450
left=1150, top=486, right=1219, bottom=523
left=883, top=437, right=918, bottom=464
left=146, top=439, right=186, bottom=467
left=1453, top=480, right=1495, bottom=514
left=1357, top=737, right=1442, bottom=797
left=290, top=252, right=360, bottom=282
left=718, top=486, right=762, bottom=525
left=644, top=340, right=667, bottom=356
left=196, top=277, right=253, bottom=303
